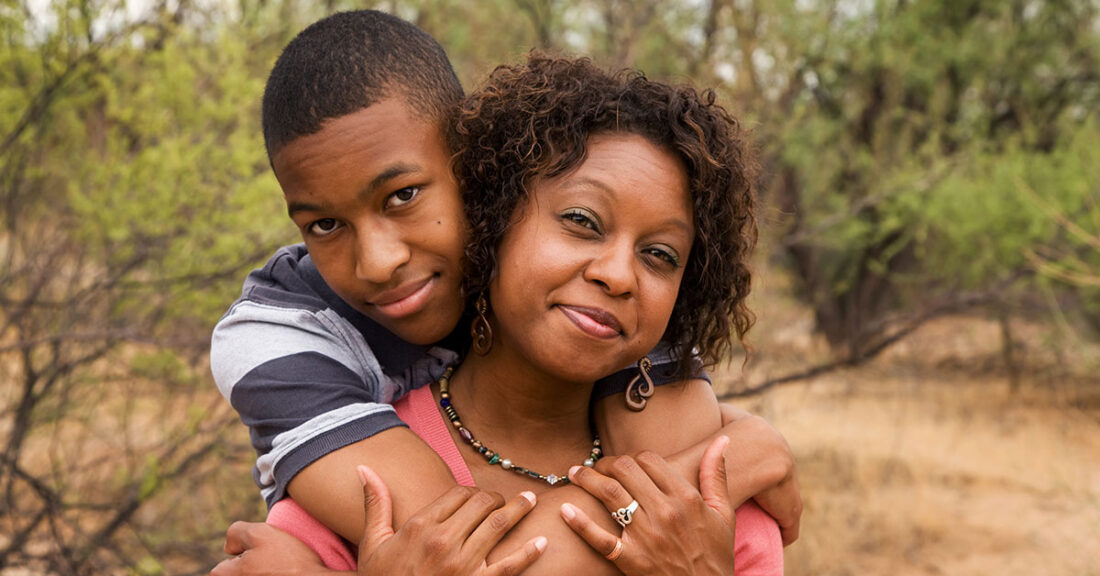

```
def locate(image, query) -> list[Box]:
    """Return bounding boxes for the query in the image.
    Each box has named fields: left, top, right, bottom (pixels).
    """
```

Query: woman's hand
left=560, top=436, right=736, bottom=576
left=356, top=464, right=547, bottom=576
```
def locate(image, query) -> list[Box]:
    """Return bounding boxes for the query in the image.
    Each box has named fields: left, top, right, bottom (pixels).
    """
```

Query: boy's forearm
left=592, top=378, right=721, bottom=457
left=287, top=426, right=458, bottom=542
left=664, top=403, right=802, bottom=544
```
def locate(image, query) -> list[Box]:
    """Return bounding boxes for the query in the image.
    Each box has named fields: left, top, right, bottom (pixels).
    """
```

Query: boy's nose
left=354, top=226, right=411, bottom=284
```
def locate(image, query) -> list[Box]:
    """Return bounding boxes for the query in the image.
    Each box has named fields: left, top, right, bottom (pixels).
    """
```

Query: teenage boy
left=211, top=8, right=800, bottom=565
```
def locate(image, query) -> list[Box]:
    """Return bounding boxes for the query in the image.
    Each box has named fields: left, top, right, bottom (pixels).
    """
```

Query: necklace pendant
left=545, top=474, right=560, bottom=486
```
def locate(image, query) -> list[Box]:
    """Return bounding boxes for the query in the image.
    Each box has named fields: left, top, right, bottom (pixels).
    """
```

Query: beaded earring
left=471, top=292, right=493, bottom=356
left=624, top=356, right=655, bottom=411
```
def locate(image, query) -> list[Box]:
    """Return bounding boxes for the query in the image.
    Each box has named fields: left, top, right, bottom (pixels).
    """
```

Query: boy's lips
left=557, top=305, right=623, bottom=339
left=368, top=276, right=436, bottom=319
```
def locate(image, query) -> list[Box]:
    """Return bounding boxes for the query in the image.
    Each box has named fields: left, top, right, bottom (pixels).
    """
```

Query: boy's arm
left=592, top=379, right=802, bottom=545
left=287, top=426, right=458, bottom=542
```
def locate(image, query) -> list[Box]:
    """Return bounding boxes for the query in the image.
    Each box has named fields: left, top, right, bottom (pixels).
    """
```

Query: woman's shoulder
left=733, top=500, right=784, bottom=576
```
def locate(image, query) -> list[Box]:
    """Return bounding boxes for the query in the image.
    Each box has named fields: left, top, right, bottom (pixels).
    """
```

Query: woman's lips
left=558, top=305, right=623, bottom=339
left=368, top=277, right=435, bottom=318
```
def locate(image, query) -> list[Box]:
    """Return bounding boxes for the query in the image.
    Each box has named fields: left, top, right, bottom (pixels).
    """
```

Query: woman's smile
left=557, top=304, right=623, bottom=339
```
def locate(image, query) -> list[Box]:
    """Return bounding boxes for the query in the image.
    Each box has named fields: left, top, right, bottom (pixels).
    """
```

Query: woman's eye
left=562, top=208, right=600, bottom=231
left=644, top=246, right=681, bottom=268
left=308, top=218, right=342, bottom=236
left=385, top=187, right=422, bottom=208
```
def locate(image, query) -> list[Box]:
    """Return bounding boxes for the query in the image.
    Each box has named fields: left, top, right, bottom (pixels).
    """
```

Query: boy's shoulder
left=212, top=244, right=449, bottom=391
left=231, top=243, right=331, bottom=314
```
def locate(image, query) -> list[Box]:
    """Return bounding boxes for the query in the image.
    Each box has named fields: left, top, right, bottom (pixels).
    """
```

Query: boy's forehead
left=272, top=99, right=451, bottom=183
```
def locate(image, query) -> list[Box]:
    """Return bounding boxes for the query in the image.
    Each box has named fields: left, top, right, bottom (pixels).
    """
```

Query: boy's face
left=273, top=99, right=467, bottom=345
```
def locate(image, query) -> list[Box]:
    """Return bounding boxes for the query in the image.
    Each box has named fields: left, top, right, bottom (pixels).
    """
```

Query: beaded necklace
left=437, top=366, right=602, bottom=486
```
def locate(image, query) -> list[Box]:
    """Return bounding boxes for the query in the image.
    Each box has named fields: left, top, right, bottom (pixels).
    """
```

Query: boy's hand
left=210, top=522, right=347, bottom=576
left=356, top=464, right=547, bottom=576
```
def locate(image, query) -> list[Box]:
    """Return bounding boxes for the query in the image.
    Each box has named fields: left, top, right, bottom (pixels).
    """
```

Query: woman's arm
left=592, top=379, right=802, bottom=544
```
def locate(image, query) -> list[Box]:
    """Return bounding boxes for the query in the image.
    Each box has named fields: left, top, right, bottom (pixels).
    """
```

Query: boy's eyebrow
left=286, top=200, right=323, bottom=217
left=358, top=162, right=422, bottom=201
left=285, top=162, right=424, bottom=217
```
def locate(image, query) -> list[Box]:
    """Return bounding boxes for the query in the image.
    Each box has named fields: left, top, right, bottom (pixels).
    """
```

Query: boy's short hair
left=262, top=10, right=464, bottom=161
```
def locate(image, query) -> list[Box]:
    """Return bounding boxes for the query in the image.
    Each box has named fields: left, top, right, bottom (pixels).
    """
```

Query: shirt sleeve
left=211, top=298, right=407, bottom=508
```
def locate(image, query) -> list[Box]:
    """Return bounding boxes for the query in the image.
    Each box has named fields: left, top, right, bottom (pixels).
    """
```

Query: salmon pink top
left=267, top=386, right=783, bottom=574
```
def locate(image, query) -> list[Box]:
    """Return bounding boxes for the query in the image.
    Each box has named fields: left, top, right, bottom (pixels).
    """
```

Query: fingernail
left=560, top=503, right=576, bottom=520
left=357, top=465, right=369, bottom=487
left=521, top=491, right=537, bottom=505
left=534, top=536, right=548, bottom=552
left=568, top=465, right=580, bottom=479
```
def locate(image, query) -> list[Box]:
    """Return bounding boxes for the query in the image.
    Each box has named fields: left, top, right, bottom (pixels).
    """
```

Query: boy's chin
left=367, top=311, right=461, bottom=346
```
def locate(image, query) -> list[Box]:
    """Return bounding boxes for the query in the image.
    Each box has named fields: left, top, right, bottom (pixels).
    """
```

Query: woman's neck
left=446, top=340, right=596, bottom=454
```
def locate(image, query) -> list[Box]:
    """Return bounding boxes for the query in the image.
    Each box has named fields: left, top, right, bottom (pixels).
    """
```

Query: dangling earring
left=471, top=292, right=493, bottom=356
left=624, top=356, right=654, bottom=411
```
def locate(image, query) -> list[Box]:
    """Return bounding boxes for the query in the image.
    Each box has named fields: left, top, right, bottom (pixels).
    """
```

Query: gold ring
left=605, top=538, right=624, bottom=561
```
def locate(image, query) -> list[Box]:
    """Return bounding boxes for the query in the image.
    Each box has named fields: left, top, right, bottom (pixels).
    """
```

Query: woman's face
left=489, top=132, right=694, bottom=383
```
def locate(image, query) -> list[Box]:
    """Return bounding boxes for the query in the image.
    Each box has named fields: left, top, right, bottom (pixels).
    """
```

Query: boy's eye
left=308, top=218, right=342, bottom=236
left=562, top=208, right=601, bottom=232
left=643, top=245, right=682, bottom=268
left=385, top=187, right=422, bottom=208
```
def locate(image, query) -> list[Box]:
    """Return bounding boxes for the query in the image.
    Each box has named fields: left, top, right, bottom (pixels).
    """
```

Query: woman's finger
left=698, top=435, right=735, bottom=527
left=357, top=464, right=396, bottom=559
left=559, top=503, right=624, bottom=563
left=464, top=490, right=538, bottom=557
left=631, top=450, right=692, bottom=497
left=484, top=535, right=549, bottom=576
left=422, top=485, right=481, bottom=523
left=596, top=454, right=669, bottom=509
left=444, top=488, right=507, bottom=539
left=569, top=458, right=654, bottom=516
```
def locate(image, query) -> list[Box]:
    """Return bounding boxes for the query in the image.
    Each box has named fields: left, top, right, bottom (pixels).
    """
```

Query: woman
left=248, top=54, right=781, bottom=575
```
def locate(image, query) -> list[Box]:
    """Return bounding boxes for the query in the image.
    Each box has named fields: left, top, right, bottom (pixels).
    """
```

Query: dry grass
left=713, top=271, right=1100, bottom=576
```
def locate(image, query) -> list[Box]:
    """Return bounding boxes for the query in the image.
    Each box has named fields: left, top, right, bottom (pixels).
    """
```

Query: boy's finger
left=223, top=521, right=262, bottom=555
left=357, top=464, right=395, bottom=558
left=484, top=535, right=548, bottom=576
left=465, top=490, right=537, bottom=557
left=560, top=503, right=623, bottom=563
left=209, top=557, right=240, bottom=576
left=698, top=436, right=735, bottom=527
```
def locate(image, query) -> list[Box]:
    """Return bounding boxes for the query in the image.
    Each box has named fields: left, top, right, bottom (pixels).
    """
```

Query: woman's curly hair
left=453, top=53, right=758, bottom=374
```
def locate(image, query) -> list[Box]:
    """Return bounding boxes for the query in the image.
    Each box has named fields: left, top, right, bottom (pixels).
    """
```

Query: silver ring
left=611, top=500, right=639, bottom=528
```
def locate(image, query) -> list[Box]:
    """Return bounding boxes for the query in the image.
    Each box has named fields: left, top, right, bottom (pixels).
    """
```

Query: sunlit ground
left=716, top=272, right=1100, bottom=576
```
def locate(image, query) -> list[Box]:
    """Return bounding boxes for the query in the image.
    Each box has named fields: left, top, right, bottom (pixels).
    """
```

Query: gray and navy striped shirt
left=211, top=244, right=695, bottom=508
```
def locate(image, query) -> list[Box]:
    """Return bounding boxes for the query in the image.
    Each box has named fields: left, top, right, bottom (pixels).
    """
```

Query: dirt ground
left=713, top=280, right=1100, bottom=576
